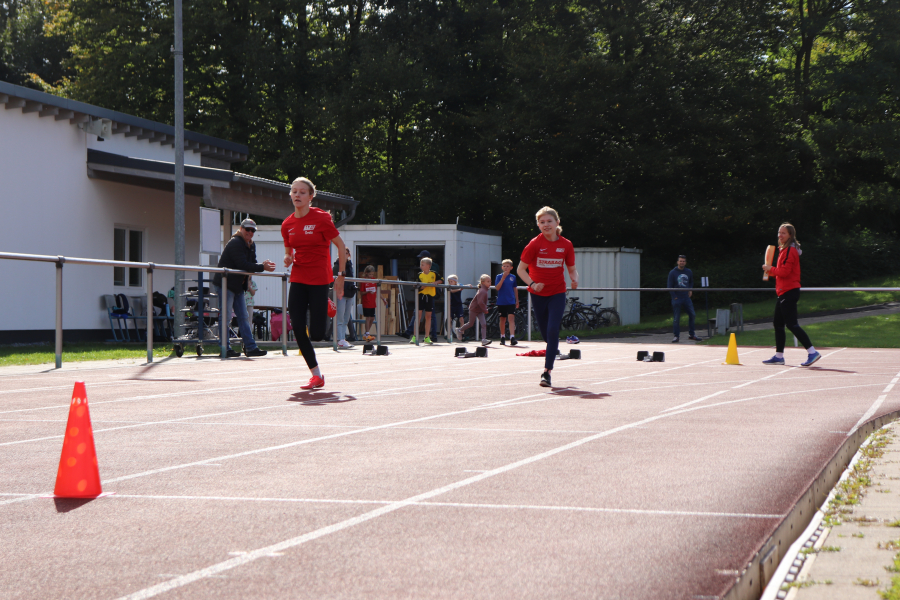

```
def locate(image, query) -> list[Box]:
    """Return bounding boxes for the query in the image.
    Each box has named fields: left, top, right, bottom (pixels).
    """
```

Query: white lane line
left=661, top=391, right=728, bottom=413
left=892, top=378, right=899, bottom=385
left=113, top=395, right=789, bottom=600
left=105, top=493, right=783, bottom=519
left=850, top=368, right=900, bottom=432
left=730, top=367, right=797, bottom=389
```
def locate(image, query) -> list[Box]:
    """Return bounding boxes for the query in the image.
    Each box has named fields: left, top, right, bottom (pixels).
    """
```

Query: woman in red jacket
left=761, top=223, right=821, bottom=366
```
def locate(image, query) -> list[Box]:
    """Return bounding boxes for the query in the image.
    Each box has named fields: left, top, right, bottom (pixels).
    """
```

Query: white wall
left=247, top=224, right=503, bottom=310
left=572, top=248, right=642, bottom=325
left=0, top=105, right=201, bottom=335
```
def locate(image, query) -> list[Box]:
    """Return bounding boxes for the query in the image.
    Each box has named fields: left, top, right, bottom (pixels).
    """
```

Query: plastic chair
left=103, top=294, right=128, bottom=342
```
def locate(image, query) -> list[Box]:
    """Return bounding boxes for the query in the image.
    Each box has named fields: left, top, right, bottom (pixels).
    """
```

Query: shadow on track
left=548, top=387, right=611, bottom=400
left=288, top=391, right=357, bottom=406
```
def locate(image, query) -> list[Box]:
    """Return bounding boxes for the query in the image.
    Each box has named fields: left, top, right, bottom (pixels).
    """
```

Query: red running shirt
left=361, top=281, right=378, bottom=309
left=520, top=234, right=575, bottom=296
left=281, top=208, right=340, bottom=285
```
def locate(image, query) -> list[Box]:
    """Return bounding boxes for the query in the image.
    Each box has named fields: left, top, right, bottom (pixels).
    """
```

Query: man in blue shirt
left=667, top=255, right=701, bottom=343
left=495, top=259, right=519, bottom=345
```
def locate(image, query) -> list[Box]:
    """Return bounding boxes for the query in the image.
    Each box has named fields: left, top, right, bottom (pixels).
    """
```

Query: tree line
left=3, top=0, right=898, bottom=310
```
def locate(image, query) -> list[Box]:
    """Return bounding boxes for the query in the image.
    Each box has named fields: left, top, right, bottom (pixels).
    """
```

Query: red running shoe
left=327, top=298, right=337, bottom=318
left=301, top=375, right=325, bottom=390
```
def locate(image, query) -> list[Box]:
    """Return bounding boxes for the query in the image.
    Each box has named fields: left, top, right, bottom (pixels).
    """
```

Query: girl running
left=761, top=223, right=821, bottom=366
left=282, top=177, right=347, bottom=389
left=517, top=206, right=578, bottom=387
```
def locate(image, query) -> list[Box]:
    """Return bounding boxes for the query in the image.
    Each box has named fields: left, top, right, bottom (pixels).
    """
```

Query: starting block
left=637, top=350, right=665, bottom=362
left=362, top=344, right=389, bottom=356
left=556, top=349, right=581, bottom=360
left=455, top=346, right=488, bottom=358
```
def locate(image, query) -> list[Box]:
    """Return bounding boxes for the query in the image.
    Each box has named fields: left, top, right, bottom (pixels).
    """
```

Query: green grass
left=0, top=342, right=240, bottom=367
left=697, top=313, right=900, bottom=348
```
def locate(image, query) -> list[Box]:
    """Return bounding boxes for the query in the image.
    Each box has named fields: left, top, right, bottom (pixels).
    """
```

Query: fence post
left=281, top=274, right=288, bottom=356
left=332, top=286, right=339, bottom=352
left=527, top=290, right=532, bottom=342
left=146, top=264, right=154, bottom=363
left=220, top=270, right=228, bottom=359
left=55, top=257, right=64, bottom=369
left=445, top=286, right=451, bottom=343
left=414, top=289, right=419, bottom=345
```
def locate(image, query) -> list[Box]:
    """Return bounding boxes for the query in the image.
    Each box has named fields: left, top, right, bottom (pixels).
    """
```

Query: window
left=114, top=227, right=143, bottom=287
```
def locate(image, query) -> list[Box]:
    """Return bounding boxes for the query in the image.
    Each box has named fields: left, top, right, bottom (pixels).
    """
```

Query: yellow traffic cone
left=723, top=333, right=742, bottom=365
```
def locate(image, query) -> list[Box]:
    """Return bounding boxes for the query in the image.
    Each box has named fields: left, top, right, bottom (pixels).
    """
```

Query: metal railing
left=2, top=250, right=898, bottom=368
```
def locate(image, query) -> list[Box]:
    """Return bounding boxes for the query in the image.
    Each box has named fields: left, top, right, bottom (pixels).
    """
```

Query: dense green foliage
left=3, top=0, right=898, bottom=302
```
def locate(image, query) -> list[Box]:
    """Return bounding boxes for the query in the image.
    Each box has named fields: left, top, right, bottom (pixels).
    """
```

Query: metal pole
left=705, top=291, right=710, bottom=338
left=55, top=258, right=63, bottom=369
left=375, top=279, right=381, bottom=346
left=332, top=286, right=338, bottom=351
left=220, top=271, right=228, bottom=358
left=172, top=0, right=186, bottom=342
left=414, top=289, right=419, bottom=346
left=281, top=274, right=288, bottom=356
left=445, top=286, right=451, bottom=343
left=146, top=265, right=154, bottom=363
left=527, top=290, right=532, bottom=342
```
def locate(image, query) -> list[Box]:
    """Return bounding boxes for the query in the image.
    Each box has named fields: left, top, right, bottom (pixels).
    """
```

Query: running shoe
left=337, top=340, right=353, bottom=349
left=540, top=371, right=552, bottom=388
left=409, top=336, right=417, bottom=344
left=424, top=337, right=433, bottom=345
left=762, top=355, right=785, bottom=365
left=301, top=375, right=325, bottom=389
left=510, top=337, right=518, bottom=346
left=801, top=351, right=822, bottom=367
left=244, top=348, right=267, bottom=357
left=481, top=338, right=492, bottom=346
left=672, top=337, right=679, bottom=343
left=454, top=327, right=462, bottom=341
left=566, top=335, right=580, bottom=344
left=688, top=335, right=702, bottom=341
left=500, top=337, right=506, bottom=345
left=363, top=333, right=375, bottom=342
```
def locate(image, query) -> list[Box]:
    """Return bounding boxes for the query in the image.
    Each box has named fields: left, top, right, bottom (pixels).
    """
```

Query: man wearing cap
left=213, top=219, right=276, bottom=357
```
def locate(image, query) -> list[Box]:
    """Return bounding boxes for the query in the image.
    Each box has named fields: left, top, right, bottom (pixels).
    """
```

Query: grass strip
left=696, top=313, right=900, bottom=348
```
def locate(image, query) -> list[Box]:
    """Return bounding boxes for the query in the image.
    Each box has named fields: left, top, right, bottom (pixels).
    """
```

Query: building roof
left=0, top=80, right=248, bottom=164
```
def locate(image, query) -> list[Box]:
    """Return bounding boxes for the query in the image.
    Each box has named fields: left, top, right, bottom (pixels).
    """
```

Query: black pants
left=774, top=288, right=813, bottom=353
left=288, top=282, right=330, bottom=369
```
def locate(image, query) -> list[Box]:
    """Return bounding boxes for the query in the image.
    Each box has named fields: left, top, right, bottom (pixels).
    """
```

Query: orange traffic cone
left=53, top=382, right=103, bottom=498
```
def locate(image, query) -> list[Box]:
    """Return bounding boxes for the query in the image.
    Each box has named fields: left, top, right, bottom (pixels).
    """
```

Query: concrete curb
left=723, top=411, right=900, bottom=600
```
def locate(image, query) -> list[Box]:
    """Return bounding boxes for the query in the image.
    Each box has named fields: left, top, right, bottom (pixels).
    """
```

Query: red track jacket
left=768, top=245, right=802, bottom=296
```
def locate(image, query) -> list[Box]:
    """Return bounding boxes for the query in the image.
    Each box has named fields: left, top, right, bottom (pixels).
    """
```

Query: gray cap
left=241, top=218, right=257, bottom=230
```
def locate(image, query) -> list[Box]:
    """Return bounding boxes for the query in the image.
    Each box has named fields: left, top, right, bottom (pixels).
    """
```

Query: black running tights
left=288, top=282, right=330, bottom=369
left=773, top=288, right=813, bottom=353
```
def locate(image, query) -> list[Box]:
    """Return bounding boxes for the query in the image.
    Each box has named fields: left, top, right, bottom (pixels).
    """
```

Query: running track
left=1, top=342, right=898, bottom=599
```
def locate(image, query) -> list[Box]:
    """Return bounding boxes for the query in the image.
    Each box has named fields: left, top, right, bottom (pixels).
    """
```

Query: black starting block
left=362, top=344, right=389, bottom=356
left=638, top=350, right=665, bottom=362
left=455, top=346, right=488, bottom=358
left=556, top=348, right=581, bottom=360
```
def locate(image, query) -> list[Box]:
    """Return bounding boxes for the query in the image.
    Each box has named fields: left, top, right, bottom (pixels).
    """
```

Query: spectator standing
left=494, top=259, right=520, bottom=346
left=282, top=177, right=347, bottom=389
left=360, top=265, right=378, bottom=341
left=333, top=247, right=357, bottom=348
left=447, top=275, right=464, bottom=333
left=402, top=250, right=440, bottom=338
left=410, top=257, right=442, bottom=345
left=667, top=255, right=702, bottom=343
left=455, top=275, right=492, bottom=345
left=212, top=219, right=276, bottom=357
left=517, top=206, right=578, bottom=388
left=761, top=223, right=821, bottom=366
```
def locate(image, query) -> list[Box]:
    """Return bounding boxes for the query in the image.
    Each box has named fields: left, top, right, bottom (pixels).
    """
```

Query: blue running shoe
left=801, top=351, right=822, bottom=367
left=566, top=335, right=580, bottom=344
left=762, top=355, right=785, bottom=365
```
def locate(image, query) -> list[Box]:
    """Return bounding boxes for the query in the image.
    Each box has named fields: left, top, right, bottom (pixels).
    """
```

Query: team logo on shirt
left=536, top=258, right=564, bottom=268
left=556, top=247, right=565, bottom=253
left=304, top=224, right=316, bottom=234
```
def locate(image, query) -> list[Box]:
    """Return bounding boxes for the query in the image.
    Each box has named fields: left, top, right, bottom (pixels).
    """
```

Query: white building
left=0, top=81, right=356, bottom=343
left=250, top=223, right=504, bottom=311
